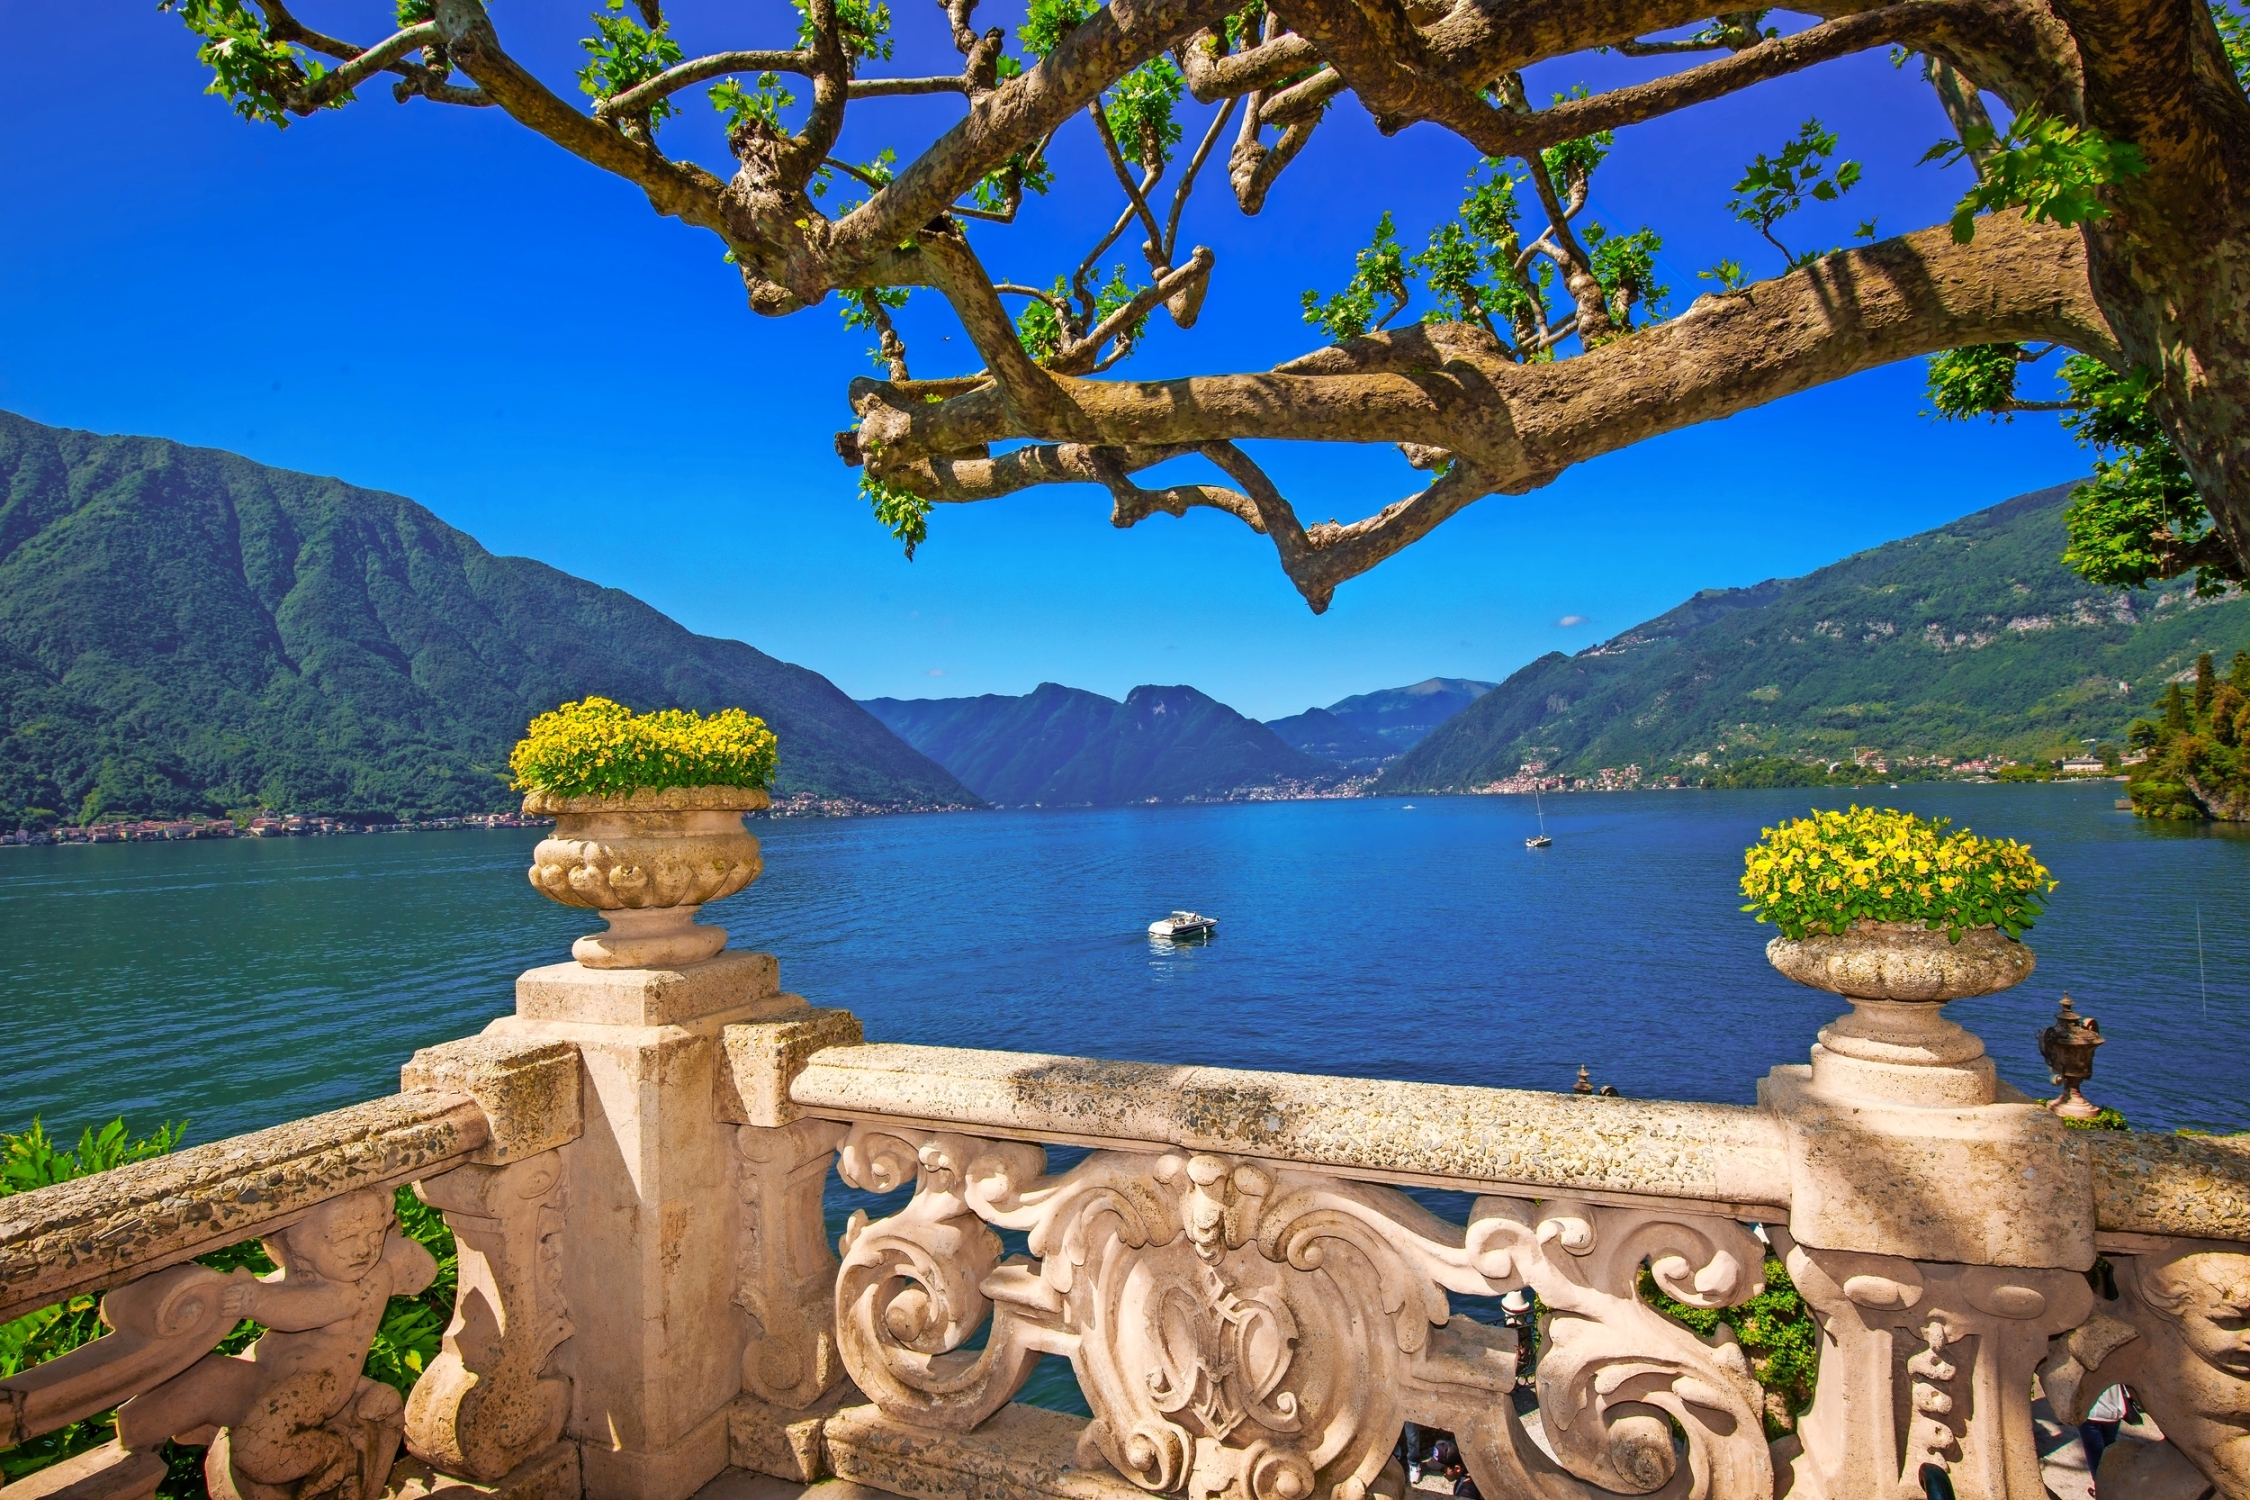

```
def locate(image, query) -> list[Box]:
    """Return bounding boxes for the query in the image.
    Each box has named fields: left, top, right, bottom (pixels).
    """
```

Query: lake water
left=4, top=780, right=2245, bottom=1142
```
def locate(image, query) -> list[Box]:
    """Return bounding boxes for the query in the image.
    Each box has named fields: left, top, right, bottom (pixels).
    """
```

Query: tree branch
left=595, top=51, right=809, bottom=119
left=854, top=216, right=2113, bottom=607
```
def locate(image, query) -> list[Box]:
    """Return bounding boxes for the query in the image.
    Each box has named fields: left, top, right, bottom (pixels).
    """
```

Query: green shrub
left=509, top=696, right=778, bottom=798
left=1640, top=1255, right=1820, bottom=1438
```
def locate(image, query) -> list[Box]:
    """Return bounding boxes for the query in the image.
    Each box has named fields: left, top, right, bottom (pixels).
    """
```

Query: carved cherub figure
left=2123, top=1247, right=2250, bottom=1487
left=116, top=1188, right=438, bottom=1500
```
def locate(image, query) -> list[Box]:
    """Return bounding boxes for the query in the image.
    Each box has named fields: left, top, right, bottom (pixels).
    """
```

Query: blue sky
left=1, top=5, right=2086, bottom=719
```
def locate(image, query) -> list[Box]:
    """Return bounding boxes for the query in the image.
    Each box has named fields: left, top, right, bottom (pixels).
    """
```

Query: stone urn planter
left=1767, top=919, right=2035, bottom=1106
left=524, top=784, right=767, bottom=969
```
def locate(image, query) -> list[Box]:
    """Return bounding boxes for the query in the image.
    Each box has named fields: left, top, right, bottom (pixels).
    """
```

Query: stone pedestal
left=484, top=950, right=806, bottom=1500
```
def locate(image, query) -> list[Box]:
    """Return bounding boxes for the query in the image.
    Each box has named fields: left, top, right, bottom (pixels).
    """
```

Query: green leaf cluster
left=1739, top=805, right=2054, bottom=941
left=1301, top=213, right=1410, bottom=342
left=158, top=0, right=327, bottom=127
left=1409, top=163, right=1543, bottom=339
left=578, top=1, right=685, bottom=124
left=1018, top=0, right=1092, bottom=58
left=0, top=1118, right=454, bottom=1500
left=710, top=73, right=797, bottom=132
left=2058, top=358, right=2215, bottom=592
left=970, top=148, right=1055, bottom=213
left=1639, top=1257, right=1819, bottom=1439
left=796, top=0, right=895, bottom=64
left=1584, top=222, right=1668, bottom=330
left=863, top=472, right=934, bottom=560
left=509, top=696, right=778, bottom=796
left=1104, top=58, right=1185, bottom=170
left=1925, top=343, right=2029, bottom=422
left=1728, top=117, right=1862, bottom=267
left=1926, top=112, right=2146, bottom=244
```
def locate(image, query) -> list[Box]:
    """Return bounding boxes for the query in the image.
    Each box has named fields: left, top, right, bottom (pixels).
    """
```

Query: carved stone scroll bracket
left=831, top=1123, right=1780, bottom=1500
left=735, top=1118, right=850, bottom=1409
left=1776, top=1230, right=2093, bottom=1500
left=2039, top=1239, right=2250, bottom=1499
left=403, top=1154, right=574, bottom=1482
left=110, top=1187, right=438, bottom=1500
left=1457, top=1197, right=1775, bottom=1500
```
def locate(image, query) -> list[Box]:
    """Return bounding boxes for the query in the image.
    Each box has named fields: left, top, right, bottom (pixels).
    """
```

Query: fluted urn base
left=1766, top=920, right=2034, bottom=1108
left=522, top=785, right=768, bottom=971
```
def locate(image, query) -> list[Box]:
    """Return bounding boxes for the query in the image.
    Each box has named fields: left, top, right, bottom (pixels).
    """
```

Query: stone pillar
left=483, top=950, right=808, bottom=1500
left=1760, top=979, right=2101, bottom=1500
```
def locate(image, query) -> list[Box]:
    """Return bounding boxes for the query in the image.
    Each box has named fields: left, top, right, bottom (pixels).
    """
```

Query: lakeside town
left=0, top=811, right=550, bottom=846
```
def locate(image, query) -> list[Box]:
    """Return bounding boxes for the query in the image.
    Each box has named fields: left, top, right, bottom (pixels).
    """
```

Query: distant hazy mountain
left=1378, top=484, right=2250, bottom=791
left=1322, top=677, right=1497, bottom=750
left=0, top=411, right=976, bottom=823
left=861, top=683, right=1338, bottom=804
left=1264, top=707, right=1396, bottom=768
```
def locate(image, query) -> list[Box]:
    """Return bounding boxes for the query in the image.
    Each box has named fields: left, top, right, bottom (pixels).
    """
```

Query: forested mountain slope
left=861, top=682, right=1337, bottom=804
left=0, top=412, right=974, bottom=822
left=1379, top=485, right=2250, bottom=790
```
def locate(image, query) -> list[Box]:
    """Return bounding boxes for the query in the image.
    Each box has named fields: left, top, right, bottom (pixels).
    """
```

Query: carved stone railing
left=715, top=1041, right=2250, bottom=1500
left=0, top=1036, right=582, bottom=1500
left=13, top=898, right=2250, bottom=1500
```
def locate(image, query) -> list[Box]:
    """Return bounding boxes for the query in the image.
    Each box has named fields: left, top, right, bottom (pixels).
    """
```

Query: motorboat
left=1149, top=910, right=1217, bottom=940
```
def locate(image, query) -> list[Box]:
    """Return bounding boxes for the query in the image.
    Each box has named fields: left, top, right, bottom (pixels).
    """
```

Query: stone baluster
left=718, top=1008, right=863, bottom=1412
left=402, top=1154, right=574, bottom=1483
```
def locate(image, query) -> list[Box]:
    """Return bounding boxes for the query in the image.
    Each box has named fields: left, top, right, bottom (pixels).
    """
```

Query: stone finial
left=2038, top=992, right=2105, bottom=1121
left=1573, top=1064, right=1594, bottom=1095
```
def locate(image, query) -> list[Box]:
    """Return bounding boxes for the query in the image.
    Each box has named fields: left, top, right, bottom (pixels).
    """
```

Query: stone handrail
left=0, top=1036, right=581, bottom=1324
left=789, top=1039, right=2250, bottom=1246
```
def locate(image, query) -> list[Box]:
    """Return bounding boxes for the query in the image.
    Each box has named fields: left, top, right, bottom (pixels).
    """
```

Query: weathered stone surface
left=1, top=1440, right=166, bottom=1500
left=788, top=1044, right=1789, bottom=1210
left=0, top=1093, right=487, bottom=1324
left=1763, top=1064, right=2095, bottom=1269
left=732, top=1120, right=848, bottom=1410
left=821, top=1403, right=1150, bottom=1500
left=1765, top=921, right=2035, bottom=1002
left=727, top=1384, right=860, bottom=1483
left=517, top=953, right=795, bottom=1029
left=2089, top=1130, right=2250, bottom=1242
left=406, top=1155, right=574, bottom=1482
left=718, top=1013, right=864, bottom=1129
left=401, top=1039, right=583, bottom=1164
left=527, top=791, right=766, bottom=915
left=385, top=1438, right=583, bottom=1500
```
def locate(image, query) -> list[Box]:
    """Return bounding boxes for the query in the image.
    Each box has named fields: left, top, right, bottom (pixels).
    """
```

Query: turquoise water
left=3, top=781, right=2244, bottom=1141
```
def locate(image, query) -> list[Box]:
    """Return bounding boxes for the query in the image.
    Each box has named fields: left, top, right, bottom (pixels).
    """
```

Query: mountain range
left=1379, top=483, right=2250, bottom=791
left=860, top=683, right=1338, bottom=805
left=0, top=411, right=975, bottom=823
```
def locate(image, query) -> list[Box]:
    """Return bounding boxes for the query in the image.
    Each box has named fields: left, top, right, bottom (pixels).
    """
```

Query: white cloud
left=1556, top=614, right=1589, bottom=627
left=926, top=668, right=945, bottom=677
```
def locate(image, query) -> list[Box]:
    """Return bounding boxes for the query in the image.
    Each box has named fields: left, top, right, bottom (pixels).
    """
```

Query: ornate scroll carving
left=833, top=1124, right=1777, bottom=1500
left=1777, top=1232, right=2093, bottom=1500
left=2039, top=1240, right=2250, bottom=1498
left=735, top=1118, right=850, bottom=1408
left=402, top=1155, right=572, bottom=1481
left=112, top=1187, right=438, bottom=1500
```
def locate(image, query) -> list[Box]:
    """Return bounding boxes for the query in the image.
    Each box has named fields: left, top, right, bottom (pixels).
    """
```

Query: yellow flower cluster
left=1739, top=805, right=2054, bottom=941
left=509, top=697, right=778, bottom=797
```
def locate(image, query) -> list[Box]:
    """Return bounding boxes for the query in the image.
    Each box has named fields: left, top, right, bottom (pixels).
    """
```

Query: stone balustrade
left=7, top=927, right=2250, bottom=1500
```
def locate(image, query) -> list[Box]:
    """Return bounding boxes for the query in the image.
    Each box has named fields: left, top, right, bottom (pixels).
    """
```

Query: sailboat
left=1526, top=784, right=1553, bottom=848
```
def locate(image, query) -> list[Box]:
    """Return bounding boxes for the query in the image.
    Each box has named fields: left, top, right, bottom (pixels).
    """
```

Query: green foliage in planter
left=0, top=1118, right=456, bottom=1500
left=509, top=696, right=778, bottom=798
left=1639, top=1255, right=1820, bottom=1438
left=1740, top=805, right=2054, bottom=941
